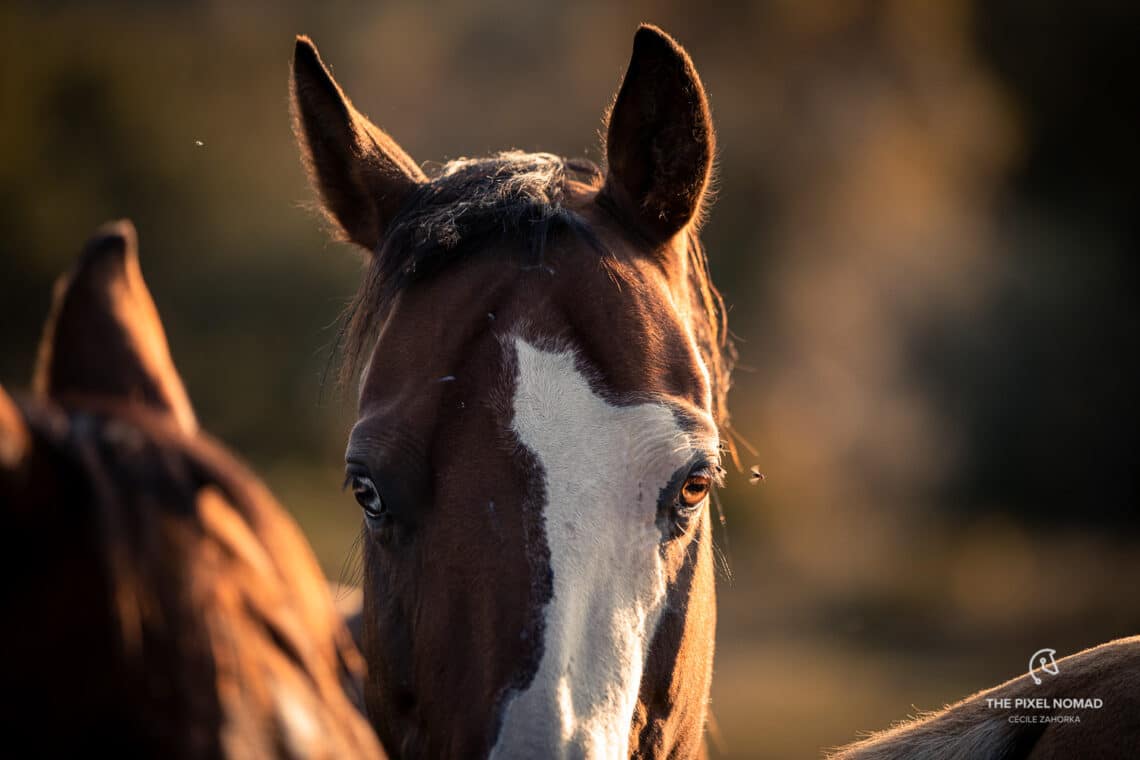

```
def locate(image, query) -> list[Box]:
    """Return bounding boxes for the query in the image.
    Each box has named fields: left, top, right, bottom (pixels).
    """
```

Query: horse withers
left=0, top=222, right=385, bottom=759
left=831, top=637, right=1140, bottom=759
left=292, top=24, right=730, bottom=759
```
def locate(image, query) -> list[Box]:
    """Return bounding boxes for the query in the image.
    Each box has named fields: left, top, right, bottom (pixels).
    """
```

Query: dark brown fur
left=0, top=222, right=384, bottom=759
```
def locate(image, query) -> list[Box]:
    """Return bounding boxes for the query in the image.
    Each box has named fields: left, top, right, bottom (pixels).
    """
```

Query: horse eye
left=351, top=475, right=384, bottom=519
left=680, top=473, right=711, bottom=508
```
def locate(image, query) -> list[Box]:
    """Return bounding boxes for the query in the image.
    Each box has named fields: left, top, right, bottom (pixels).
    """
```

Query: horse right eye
left=351, top=475, right=384, bottom=519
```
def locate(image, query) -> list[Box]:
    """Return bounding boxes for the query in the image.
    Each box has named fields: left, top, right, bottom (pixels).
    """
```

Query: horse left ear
left=600, top=25, right=715, bottom=245
left=33, top=221, right=198, bottom=433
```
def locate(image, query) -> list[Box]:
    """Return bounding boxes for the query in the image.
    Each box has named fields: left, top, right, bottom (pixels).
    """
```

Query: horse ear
left=291, top=36, right=426, bottom=252
left=600, top=25, right=715, bottom=244
left=0, top=386, right=29, bottom=469
left=33, top=221, right=198, bottom=433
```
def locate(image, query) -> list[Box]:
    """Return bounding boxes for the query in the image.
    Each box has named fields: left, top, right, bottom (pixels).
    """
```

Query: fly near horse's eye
left=351, top=475, right=384, bottom=519
left=680, top=473, right=711, bottom=508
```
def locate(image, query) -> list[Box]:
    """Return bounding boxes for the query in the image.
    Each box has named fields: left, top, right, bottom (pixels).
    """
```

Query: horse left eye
left=680, top=474, right=711, bottom=508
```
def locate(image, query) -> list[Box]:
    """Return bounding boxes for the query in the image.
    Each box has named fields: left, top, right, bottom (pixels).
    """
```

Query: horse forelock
left=337, top=152, right=597, bottom=382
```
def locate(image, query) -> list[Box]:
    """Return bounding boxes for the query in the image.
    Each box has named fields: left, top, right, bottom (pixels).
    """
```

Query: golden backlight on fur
left=1, top=222, right=385, bottom=759
left=33, top=220, right=197, bottom=433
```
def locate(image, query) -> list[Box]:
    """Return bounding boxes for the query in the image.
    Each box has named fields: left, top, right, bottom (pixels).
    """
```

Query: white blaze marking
left=489, top=337, right=715, bottom=760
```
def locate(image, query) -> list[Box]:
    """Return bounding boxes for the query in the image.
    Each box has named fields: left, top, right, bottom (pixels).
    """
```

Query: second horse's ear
left=291, top=36, right=426, bottom=253
left=599, top=25, right=715, bottom=245
left=33, top=221, right=198, bottom=433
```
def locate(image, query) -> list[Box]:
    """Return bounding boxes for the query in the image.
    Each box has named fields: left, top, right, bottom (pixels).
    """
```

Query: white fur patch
left=489, top=337, right=717, bottom=759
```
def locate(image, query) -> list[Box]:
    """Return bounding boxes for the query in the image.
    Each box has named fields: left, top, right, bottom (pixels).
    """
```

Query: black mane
left=380, top=151, right=604, bottom=289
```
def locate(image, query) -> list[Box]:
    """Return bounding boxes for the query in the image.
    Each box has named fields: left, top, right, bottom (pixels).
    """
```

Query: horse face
left=294, top=26, right=727, bottom=759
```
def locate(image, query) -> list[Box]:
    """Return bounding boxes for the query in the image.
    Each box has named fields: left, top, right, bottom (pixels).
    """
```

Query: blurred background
left=2, top=1, right=1137, bottom=757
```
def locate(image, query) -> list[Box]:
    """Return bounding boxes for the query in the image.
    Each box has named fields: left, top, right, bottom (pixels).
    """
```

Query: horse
left=0, top=221, right=385, bottom=759
left=291, top=24, right=730, bottom=759
left=830, top=636, right=1140, bottom=758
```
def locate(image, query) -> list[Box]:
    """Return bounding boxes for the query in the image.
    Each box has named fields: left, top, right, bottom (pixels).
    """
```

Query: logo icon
left=1028, top=648, right=1059, bottom=685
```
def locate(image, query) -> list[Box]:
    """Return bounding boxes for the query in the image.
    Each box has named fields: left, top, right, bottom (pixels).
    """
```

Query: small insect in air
left=194, top=140, right=204, bottom=147
left=749, top=465, right=766, bottom=485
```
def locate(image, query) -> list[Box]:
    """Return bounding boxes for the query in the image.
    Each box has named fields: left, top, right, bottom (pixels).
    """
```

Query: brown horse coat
left=0, top=221, right=385, bottom=759
left=831, top=637, right=1140, bottom=759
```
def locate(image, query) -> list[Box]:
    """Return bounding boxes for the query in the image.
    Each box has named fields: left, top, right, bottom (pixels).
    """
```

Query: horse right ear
left=291, top=36, right=426, bottom=252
